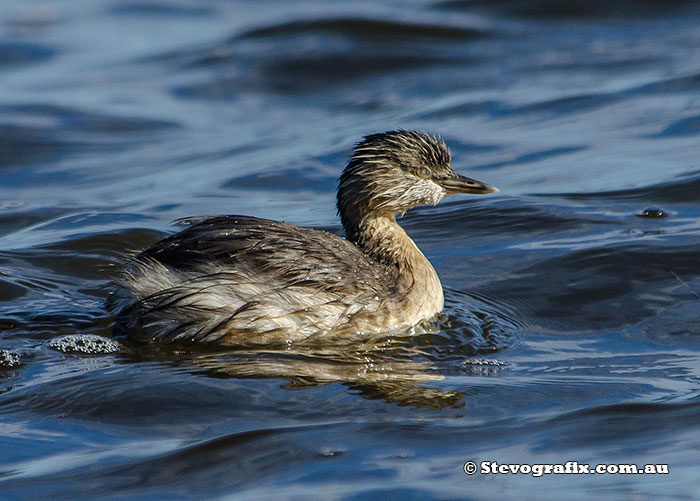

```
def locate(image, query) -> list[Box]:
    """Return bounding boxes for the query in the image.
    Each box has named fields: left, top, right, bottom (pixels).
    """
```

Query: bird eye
left=417, top=167, right=431, bottom=179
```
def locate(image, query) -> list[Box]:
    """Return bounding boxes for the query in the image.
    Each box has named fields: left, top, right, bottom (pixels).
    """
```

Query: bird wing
left=140, top=215, right=388, bottom=290
left=113, top=216, right=392, bottom=344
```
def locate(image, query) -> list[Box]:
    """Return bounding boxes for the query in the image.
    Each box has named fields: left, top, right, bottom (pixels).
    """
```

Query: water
left=1, top=0, right=699, bottom=498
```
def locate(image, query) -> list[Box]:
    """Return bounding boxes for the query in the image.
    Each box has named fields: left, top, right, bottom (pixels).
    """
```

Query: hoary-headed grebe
left=111, top=131, right=498, bottom=345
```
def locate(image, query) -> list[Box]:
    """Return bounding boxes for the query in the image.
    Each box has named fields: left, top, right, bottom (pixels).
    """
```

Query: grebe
left=110, top=131, right=498, bottom=345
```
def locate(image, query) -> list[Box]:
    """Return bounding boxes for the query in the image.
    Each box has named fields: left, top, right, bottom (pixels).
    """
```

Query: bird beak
left=437, top=174, right=499, bottom=195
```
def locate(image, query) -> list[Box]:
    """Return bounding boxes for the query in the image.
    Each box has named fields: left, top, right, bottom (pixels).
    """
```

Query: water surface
left=1, top=0, right=699, bottom=499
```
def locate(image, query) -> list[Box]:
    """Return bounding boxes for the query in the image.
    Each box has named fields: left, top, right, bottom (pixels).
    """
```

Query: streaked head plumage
left=337, top=130, right=497, bottom=242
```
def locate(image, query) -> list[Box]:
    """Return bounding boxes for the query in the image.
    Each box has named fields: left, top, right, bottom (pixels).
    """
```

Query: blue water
left=1, top=0, right=699, bottom=499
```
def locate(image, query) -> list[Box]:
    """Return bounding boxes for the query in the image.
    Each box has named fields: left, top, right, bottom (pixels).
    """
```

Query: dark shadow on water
left=436, top=0, right=700, bottom=19
left=0, top=42, right=55, bottom=66
left=235, top=17, right=489, bottom=42
left=539, top=173, right=700, bottom=203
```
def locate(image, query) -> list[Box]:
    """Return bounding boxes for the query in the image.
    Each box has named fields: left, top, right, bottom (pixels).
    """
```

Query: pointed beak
left=437, top=174, right=499, bottom=195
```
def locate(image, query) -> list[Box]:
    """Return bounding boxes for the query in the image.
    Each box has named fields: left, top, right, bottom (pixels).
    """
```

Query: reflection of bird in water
left=149, top=336, right=474, bottom=409
left=110, top=130, right=498, bottom=346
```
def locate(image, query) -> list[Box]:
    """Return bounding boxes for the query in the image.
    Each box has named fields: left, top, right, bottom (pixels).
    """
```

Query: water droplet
left=637, top=207, right=666, bottom=218
left=319, top=447, right=343, bottom=458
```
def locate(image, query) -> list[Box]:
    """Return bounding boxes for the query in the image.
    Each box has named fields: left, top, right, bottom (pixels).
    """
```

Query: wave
left=436, top=0, right=700, bottom=19
left=237, top=17, right=489, bottom=41
left=547, top=172, right=700, bottom=203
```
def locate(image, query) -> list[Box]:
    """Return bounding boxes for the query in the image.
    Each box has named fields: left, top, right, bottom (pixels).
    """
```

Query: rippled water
left=1, top=0, right=699, bottom=498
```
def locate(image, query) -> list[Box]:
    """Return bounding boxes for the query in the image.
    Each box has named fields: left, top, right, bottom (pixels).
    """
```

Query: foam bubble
left=463, top=358, right=507, bottom=366
left=48, top=334, right=122, bottom=354
left=0, top=349, right=21, bottom=368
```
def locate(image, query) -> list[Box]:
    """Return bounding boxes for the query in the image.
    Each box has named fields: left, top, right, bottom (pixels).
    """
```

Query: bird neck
left=350, top=215, right=415, bottom=273
left=347, top=216, right=444, bottom=311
